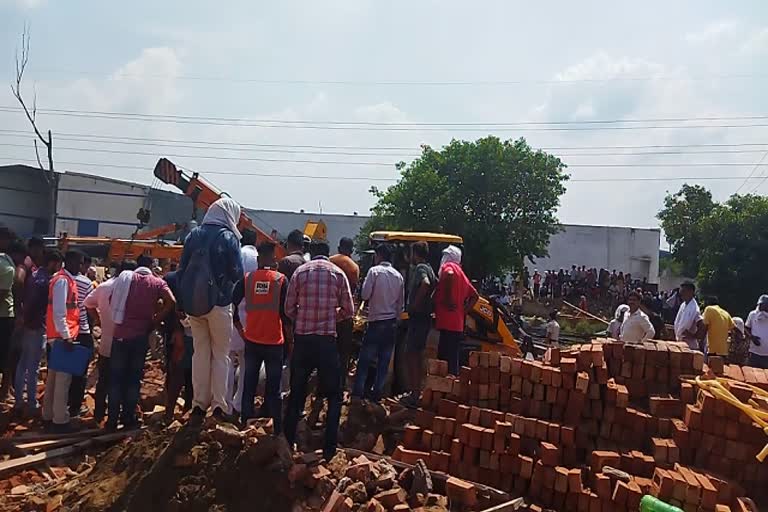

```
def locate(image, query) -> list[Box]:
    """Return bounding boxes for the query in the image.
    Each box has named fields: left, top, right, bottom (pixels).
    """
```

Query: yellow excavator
left=366, top=230, right=521, bottom=358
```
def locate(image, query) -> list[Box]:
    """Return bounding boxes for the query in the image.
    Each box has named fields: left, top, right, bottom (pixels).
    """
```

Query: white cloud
left=354, top=102, right=408, bottom=123
left=740, top=27, right=768, bottom=54
left=0, top=0, right=44, bottom=8
left=684, top=21, right=739, bottom=44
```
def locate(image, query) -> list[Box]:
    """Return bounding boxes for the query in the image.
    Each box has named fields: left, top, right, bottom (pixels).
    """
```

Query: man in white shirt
left=352, top=244, right=404, bottom=402
left=620, top=291, right=655, bottom=343
left=674, top=282, right=703, bottom=351
left=745, top=294, right=768, bottom=369
left=545, top=311, right=560, bottom=346
left=228, top=230, right=259, bottom=416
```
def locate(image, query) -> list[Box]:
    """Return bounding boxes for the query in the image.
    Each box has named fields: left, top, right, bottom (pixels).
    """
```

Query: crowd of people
left=0, top=198, right=483, bottom=462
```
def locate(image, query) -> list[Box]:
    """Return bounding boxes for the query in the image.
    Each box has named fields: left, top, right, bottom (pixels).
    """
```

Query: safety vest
left=46, top=270, right=80, bottom=340
left=243, top=268, right=286, bottom=345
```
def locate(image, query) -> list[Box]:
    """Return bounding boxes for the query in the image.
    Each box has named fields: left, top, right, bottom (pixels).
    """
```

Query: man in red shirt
left=433, top=246, right=479, bottom=375
left=283, top=240, right=354, bottom=460
left=107, top=256, right=175, bottom=430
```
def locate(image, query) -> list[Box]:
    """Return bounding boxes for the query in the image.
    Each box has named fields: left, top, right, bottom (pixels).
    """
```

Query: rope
left=683, top=376, right=768, bottom=462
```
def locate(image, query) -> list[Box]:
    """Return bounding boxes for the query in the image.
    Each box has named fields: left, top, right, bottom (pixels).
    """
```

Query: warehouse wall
left=0, top=165, right=52, bottom=236
left=528, top=225, right=661, bottom=283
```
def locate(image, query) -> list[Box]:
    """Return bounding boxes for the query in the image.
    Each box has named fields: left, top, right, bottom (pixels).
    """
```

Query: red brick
left=539, top=441, right=560, bottom=466
left=446, top=477, right=477, bottom=507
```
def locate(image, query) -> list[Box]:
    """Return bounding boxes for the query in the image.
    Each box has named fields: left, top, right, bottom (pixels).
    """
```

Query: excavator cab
left=367, top=231, right=521, bottom=358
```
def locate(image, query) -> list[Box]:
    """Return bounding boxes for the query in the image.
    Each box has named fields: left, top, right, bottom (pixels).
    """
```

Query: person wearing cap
left=278, top=229, right=307, bottom=282
left=729, top=316, right=748, bottom=365
left=352, top=244, right=403, bottom=403
left=745, top=295, right=768, bottom=369
left=433, top=245, right=478, bottom=375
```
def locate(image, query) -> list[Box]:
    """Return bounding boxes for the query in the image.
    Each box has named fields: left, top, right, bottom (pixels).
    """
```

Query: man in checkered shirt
left=283, top=239, right=354, bottom=460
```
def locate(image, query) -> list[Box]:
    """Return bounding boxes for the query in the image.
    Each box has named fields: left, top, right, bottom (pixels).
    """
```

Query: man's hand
left=171, top=331, right=185, bottom=364
left=752, top=335, right=761, bottom=346
left=63, top=338, right=75, bottom=351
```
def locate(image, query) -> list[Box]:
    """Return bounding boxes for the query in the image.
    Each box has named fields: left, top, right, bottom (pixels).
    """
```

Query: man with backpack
left=178, top=198, right=244, bottom=422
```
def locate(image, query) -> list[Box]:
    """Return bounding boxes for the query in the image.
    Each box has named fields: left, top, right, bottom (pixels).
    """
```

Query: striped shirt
left=75, top=274, right=94, bottom=334
left=285, top=256, right=354, bottom=336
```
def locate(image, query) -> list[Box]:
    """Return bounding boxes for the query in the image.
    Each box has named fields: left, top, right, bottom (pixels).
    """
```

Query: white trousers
left=42, top=369, right=72, bottom=425
left=189, top=305, right=233, bottom=413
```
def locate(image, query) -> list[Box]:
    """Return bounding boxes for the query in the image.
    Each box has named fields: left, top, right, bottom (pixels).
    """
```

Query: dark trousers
left=108, top=336, right=149, bottom=427
left=241, top=342, right=283, bottom=432
left=0, top=318, right=18, bottom=393
left=284, top=335, right=341, bottom=458
left=438, top=330, right=463, bottom=376
left=748, top=352, right=768, bottom=369
left=352, top=319, right=396, bottom=401
left=69, top=332, right=94, bottom=415
left=94, top=354, right=111, bottom=421
left=336, top=319, right=355, bottom=390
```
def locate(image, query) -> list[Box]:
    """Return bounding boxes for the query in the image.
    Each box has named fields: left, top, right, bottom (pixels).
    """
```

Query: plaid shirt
left=285, top=256, right=354, bottom=336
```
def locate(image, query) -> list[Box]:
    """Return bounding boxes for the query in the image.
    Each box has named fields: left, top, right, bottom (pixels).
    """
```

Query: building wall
left=528, top=225, right=661, bottom=283
left=56, top=173, right=150, bottom=237
left=0, top=165, right=52, bottom=236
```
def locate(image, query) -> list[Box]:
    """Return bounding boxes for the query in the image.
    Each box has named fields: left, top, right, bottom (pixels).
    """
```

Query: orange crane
left=153, top=158, right=286, bottom=259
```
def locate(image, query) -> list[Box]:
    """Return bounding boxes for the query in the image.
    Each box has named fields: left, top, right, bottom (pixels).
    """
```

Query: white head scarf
left=203, top=198, right=242, bottom=240
left=440, top=245, right=462, bottom=269
left=733, top=317, right=745, bottom=336
left=614, top=304, right=630, bottom=320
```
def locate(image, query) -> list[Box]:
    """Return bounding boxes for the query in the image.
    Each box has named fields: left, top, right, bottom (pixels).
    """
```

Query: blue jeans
left=352, top=319, right=397, bottom=401
left=284, top=335, right=341, bottom=459
left=241, top=342, right=283, bottom=433
left=748, top=352, right=768, bottom=369
left=108, top=336, right=149, bottom=427
left=14, top=327, right=45, bottom=409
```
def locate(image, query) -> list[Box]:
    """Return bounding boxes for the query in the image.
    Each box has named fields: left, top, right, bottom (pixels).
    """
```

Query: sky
left=1, top=1, right=767, bottom=231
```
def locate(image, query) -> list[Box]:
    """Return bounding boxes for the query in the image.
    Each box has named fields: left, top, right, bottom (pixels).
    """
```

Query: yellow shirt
left=702, top=305, right=735, bottom=356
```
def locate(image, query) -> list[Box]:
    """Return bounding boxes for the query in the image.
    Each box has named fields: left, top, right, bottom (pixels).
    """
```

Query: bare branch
left=34, top=139, right=46, bottom=173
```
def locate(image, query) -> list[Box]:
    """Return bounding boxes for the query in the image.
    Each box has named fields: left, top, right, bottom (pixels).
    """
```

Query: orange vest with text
left=46, top=270, right=80, bottom=340
left=243, top=269, right=286, bottom=345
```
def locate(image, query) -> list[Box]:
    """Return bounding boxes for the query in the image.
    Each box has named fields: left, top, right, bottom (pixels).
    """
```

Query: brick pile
left=392, top=340, right=765, bottom=511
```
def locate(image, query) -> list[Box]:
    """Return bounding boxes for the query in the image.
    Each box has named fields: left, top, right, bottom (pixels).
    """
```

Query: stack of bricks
left=396, top=339, right=765, bottom=509
left=722, top=364, right=768, bottom=392
left=675, top=382, right=767, bottom=500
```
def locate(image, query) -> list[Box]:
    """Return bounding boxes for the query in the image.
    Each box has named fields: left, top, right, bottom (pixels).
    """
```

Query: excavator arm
left=154, top=158, right=286, bottom=259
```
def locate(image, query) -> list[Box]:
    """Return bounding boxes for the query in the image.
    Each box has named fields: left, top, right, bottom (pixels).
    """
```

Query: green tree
left=696, top=194, right=768, bottom=315
left=358, top=137, right=569, bottom=278
left=657, top=184, right=716, bottom=277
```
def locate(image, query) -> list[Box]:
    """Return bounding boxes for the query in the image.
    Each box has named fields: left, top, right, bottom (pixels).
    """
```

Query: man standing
left=278, top=229, right=307, bottom=282
left=620, top=291, right=656, bottom=343
left=0, top=240, right=26, bottom=399
left=284, top=241, right=354, bottom=461
left=84, top=261, right=132, bottom=423
left=329, top=236, right=360, bottom=389
left=434, top=246, right=478, bottom=375
left=674, top=282, right=703, bottom=351
left=401, top=241, right=436, bottom=407
left=163, top=266, right=195, bottom=421
left=69, top=255, right=95, bottom=418
left=352, top=244, right=404, bottom=403
left=232, top=241, right=288, bottom=430
left=545, top=311, right=561, bottom=346
left=178, top=198, right=244, bottom=422
left=227, top=230, right=259, bottom=418
left=14, top=249, right=62, bottom=416
left=640, top=297, right=666, bottom=340
left=532, top=270, right=542, bottom=299
left=701, top=296, right=735, bottom=358
left=745, top=295, right=768, bottom=369
left=42, top=250, right=84, bottom=432
left=108, top=255, right=175, bottom=430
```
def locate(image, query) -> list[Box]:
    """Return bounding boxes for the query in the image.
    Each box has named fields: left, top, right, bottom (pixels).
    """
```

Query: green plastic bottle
left=640, top=495, right=684, bottom=512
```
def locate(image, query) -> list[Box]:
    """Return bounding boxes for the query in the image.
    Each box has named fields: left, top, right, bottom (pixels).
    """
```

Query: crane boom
left=153, top=158, right=286, bottom=259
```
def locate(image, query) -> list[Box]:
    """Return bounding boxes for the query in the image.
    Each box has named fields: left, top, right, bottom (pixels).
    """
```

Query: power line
left=0, top=157, right=764, bottom=183
left=3, top=143, right=768, bottom=168
left=2, top=107, right=768, bottom=131
left=735, top=151, right=768, bottom=194
left=2, top=128, right=766, bottom=152
left=745, top=152, right=768, bottom=194
left=16, top=69, right=768, bottom=86
left=2, top=132, right=767, bottom=158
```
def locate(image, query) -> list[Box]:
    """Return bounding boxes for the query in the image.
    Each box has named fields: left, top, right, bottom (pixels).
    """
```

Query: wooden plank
left=479, top=498, right=526, bottom=512
left=14, top=437, right=88, bottom=451
left=11, top=428, right=104, bottom=443
left=0, top=429, right=141, bottom=477
left=562, top=300, right=610, bottom=326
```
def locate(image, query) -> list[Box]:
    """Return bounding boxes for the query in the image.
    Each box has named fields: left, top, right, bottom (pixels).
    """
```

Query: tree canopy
left=658, top=186, right=768, bottom=315
left=358, top=136, right=569, bottom=278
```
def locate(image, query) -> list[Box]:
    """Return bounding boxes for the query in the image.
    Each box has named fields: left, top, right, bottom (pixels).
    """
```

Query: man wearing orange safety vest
left=232, top=241, right=290, bottom=431
left=42, top=250, right=85, bottom=432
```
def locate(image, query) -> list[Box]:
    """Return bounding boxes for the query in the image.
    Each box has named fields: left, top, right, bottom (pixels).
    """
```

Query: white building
left=0, top=165, right=661, bottom=281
